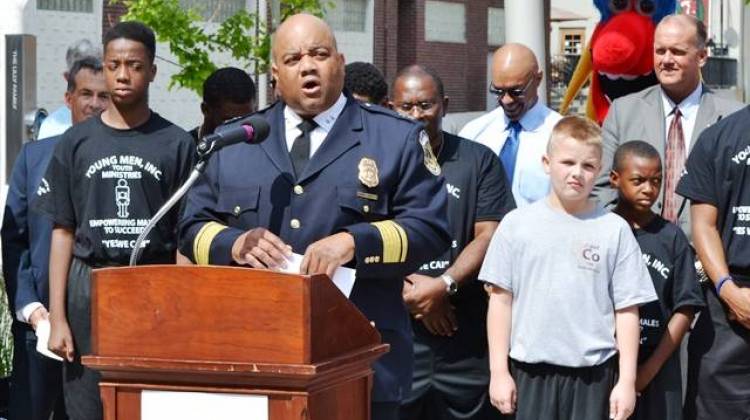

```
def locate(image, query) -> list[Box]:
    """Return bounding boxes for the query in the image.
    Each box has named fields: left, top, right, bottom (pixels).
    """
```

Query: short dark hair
left=203, top=67, right=256, bottom=107
left=67, top=56, right=103, bottom=92
left=344, top=62, right=388, bottom=104
left=103, top=21, right=156, bottom=63
left=613, top=140, right=662, bottom=172
left=393, top=64, right=445, bottom=98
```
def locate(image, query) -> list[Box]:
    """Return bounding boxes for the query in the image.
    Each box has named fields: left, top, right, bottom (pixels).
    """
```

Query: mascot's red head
left=561, top=0, right=676, bottom=124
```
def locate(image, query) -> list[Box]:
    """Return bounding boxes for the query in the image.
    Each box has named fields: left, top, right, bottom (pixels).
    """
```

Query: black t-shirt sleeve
left=171, top=134, right=198, bottom=230
left=35, top=135, right=76, bottom=227
left=677, top=128, right=718, bottom=205
left=475, top=145, right=516, bottom=222
left=670, top=228, right=705, bottom=312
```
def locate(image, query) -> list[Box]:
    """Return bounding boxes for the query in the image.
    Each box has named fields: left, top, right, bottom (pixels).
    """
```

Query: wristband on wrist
left=716, top=274, right=734, bottom=296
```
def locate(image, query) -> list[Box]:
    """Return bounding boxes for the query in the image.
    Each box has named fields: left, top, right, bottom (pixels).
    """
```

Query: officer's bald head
left=271, top=14, right=345, bottom=118
left=490, top=43, right=542, bottom=121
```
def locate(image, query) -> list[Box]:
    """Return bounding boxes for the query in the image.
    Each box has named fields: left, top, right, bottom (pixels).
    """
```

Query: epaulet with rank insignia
left=214, top=101, right=279, bottom=132
left=357, top=101, right=415, bottom=123
left=254, top=100, right=280, bottom=114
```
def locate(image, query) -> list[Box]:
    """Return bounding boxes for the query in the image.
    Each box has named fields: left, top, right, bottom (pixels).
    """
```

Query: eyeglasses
left=394, top=101, right=436, bottom=112
left=488, top=77, right=535, bottom=99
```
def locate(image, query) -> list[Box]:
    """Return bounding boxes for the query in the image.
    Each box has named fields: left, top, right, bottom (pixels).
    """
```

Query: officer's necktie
left=290, top=118, right=317, bottom=178
left=663, top=107, right=685, bottom=223
left=500, top=121, right=522, bottom=185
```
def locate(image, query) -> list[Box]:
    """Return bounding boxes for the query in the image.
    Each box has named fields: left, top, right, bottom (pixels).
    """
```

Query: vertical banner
left=4, top=34, right=36, bottom=181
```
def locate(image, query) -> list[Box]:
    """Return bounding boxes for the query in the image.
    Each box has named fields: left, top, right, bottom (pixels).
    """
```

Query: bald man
left=459, top=43, right=562, bottom=207
left=179, top=14, right=450, bottom=420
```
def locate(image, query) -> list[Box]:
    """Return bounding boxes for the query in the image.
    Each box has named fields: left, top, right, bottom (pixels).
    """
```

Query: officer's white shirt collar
left=284, top=93, right=347, bottom=157
left=661, top=83, right=702, bottom=149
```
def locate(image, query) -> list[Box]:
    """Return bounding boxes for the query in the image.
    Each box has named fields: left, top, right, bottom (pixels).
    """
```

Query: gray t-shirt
left=479, top=199, right=657, bottom=367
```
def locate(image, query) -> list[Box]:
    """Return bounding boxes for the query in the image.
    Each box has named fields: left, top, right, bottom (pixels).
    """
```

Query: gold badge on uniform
left=358, top=157, right=379, bottom=188
left=419, top=131, right=441, bottom=176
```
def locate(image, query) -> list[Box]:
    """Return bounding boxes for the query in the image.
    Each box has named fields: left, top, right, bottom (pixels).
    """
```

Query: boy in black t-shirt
left=610, top=141, right=704, bottom=420
left=38, top=22, right=195, bottom=420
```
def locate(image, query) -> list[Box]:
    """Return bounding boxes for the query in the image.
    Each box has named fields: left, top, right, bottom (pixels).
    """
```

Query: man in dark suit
left=596, top=14, right=743, bottom=238
left=2, top=56, right=109, bottom=420
left=178, top=14, right=449, bottom=420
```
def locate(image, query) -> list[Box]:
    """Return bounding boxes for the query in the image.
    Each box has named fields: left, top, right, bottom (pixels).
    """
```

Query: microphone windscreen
left=242, top=115, right=270, bottom=144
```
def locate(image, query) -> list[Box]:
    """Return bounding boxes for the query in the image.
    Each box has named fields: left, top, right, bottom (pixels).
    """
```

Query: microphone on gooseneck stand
left=196, top=115, right=271, bottom=157
left=128, top=115, right=271, bottom=266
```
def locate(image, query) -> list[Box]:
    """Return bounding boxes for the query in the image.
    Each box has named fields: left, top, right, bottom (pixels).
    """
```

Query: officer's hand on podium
left=232, top=228, right=292, bottom=269
left=48, top=315, right=75, bottom=362
left=300, top=232, right=355, bottom=279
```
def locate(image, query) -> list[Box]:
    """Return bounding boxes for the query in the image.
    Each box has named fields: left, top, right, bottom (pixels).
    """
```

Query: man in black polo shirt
left=677, top=106, right=750, bottom=420
left=392, top=65, right=515, bottom=420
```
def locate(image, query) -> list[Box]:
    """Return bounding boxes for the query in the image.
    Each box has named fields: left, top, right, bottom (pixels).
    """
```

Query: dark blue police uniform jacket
left=178, top=96, right=450, bottom=402
left=2, top=136, right=59, bottom=320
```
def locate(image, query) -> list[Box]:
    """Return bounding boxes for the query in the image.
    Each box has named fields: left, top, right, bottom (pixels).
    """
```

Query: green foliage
left=114, top=0, right=329, bottom=94
left=0, top=275, right=12, bottom=378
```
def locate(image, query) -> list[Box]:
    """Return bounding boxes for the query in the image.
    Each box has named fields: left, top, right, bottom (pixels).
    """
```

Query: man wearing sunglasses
left=459, top=43, right=562, bottom=207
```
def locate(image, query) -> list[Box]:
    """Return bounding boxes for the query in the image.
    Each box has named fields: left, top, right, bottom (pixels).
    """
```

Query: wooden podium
left=82, top=266, right=388, bottom=420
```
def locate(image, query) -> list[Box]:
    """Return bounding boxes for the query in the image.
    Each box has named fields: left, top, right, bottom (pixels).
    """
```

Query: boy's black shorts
left=509, top=356, right=616, bottom=420
left=63, top=257, right=102, bottom=420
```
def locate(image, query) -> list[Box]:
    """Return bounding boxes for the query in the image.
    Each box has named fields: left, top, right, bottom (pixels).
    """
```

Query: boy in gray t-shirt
left=480, top=116, right=656, bottom=420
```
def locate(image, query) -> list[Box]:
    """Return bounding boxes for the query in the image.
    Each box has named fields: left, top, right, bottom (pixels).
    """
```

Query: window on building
left=180, top=0, right=246, bottom=22
left=425, top=1, right=466, bottom=43
left=37, top=0, right=93, bottom=13
left=487, top=7, right=505, bottom=46
left=560, top=28, right=585, bottom=55
left=326, top=0, right=367, bottom=32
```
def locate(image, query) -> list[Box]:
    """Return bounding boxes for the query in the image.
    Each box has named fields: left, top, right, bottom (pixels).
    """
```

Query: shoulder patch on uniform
left=419, top=131, right=441, bottom=176
left=357, top=101, right=413, bottom=122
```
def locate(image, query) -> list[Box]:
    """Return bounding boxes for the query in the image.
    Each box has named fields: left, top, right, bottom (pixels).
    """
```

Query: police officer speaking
left=178, top=13, right=450, bottom=420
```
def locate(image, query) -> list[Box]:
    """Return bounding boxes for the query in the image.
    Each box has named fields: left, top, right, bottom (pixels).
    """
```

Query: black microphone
left=196, top=115, right=270, bottom=156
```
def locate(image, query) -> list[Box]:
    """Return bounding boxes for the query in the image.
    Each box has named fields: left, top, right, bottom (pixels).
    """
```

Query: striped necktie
left=663, top=107, right=685, bottom=223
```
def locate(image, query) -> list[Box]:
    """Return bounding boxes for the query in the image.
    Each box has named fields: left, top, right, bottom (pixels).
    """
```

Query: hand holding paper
left=279, top=253, right=356, bottom=297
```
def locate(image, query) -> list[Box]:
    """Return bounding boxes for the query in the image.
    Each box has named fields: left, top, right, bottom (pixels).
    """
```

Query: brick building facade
left=374, top=0, right=506, bottom=112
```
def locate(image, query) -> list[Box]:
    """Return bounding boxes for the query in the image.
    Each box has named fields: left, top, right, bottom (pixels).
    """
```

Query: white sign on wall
left=425, top=1, right=466, bottom=44
left=141, top=390, right=269, bottom=420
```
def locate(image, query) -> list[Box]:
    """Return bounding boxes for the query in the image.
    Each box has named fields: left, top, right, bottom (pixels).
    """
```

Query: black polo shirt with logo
left=414, top=131, right=515, bottom=356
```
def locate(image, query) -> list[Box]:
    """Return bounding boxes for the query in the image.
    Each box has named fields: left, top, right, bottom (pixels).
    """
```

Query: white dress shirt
left=661, top=84, right=702, bottom=150
left=284, top=93, right=347, bottom=157
left=37, top=106, right=72, bottom=140
left=459, top=101, right=562, bottom=207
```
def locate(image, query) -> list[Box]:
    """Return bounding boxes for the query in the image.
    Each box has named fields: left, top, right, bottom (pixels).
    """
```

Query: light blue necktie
left=500, top=121, right=521, bottom=184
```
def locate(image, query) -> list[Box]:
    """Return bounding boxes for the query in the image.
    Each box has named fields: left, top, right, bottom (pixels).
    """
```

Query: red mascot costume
left=560, top=0, right=677, bottom=124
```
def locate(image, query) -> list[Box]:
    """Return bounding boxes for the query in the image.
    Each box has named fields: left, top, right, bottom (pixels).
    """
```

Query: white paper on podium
left=35, top=319, right=63, bottom=361
left=278, top=253, right=356, bottom=297
left=141, top=391, right=268, bottom=420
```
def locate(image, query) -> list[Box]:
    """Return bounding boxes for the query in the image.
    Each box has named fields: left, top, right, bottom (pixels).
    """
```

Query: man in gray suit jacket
left=595, top=14, right=743, bottom=238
